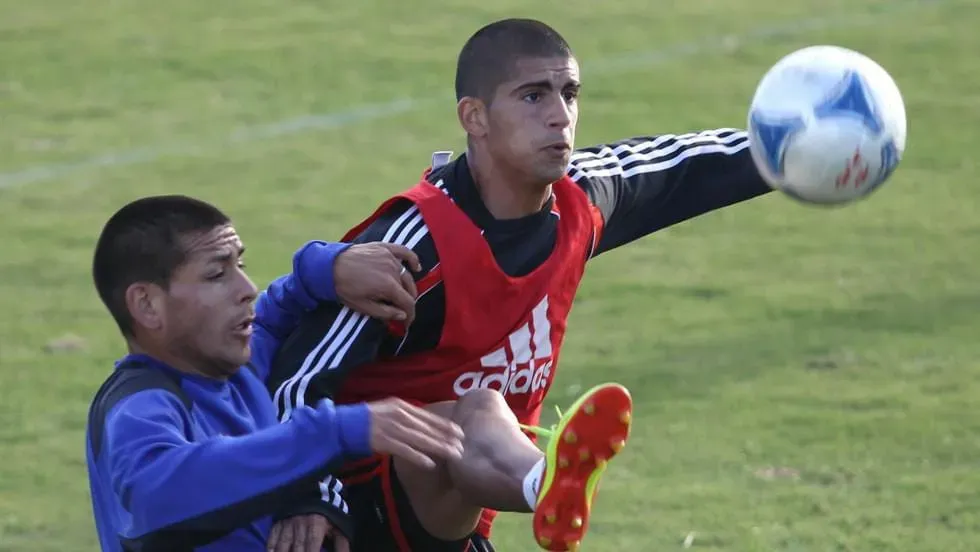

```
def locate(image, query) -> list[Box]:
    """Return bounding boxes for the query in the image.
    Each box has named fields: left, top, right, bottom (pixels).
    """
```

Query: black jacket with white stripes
left=267, top=128, right=771, bottom=415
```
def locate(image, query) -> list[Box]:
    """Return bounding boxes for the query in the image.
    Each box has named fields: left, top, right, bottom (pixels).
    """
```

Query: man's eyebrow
left=207, top=246, right=245, bottom=263
left=515, top=79, right=556, bottom=91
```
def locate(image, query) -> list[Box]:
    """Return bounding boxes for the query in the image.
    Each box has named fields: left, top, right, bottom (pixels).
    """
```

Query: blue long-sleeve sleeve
left=250, top=240, right=351, bottom=382
left=98, top=382, right=371, bottom=546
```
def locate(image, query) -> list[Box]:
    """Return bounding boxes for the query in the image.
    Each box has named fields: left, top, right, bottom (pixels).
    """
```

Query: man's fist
left=333, top=242, right=423, bottom=323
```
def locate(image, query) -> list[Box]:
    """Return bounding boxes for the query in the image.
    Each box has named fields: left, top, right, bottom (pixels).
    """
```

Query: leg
left=393, top=388, right=542, bottom=542
left=343, top=449, right=503, bottom=552
left=394, top=384, right=633, bottom=551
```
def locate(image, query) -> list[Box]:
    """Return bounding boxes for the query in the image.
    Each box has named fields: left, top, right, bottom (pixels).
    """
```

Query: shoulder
left=349, top=198, right=416, bottom=241
left=566, top=129, right=750, bottom=183
left=351, top=200, right=439, bottom=276
left=349, top=189, right=448, bottom=275
left=88, top=367, right=191, bottom=457
left=346, top=152, right=464, bottom=270
left=90, top=366, right=190, bottom=416
left=359, top=199, right=432, bottom=247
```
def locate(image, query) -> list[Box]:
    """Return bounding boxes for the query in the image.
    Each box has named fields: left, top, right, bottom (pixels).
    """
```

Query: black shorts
left=342, top=456, right=496, bottom=552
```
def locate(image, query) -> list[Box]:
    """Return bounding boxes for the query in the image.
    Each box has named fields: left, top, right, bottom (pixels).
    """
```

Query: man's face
left=160, top=224, right=258, bottom=376
left=485, top=55, right=581, bottom=186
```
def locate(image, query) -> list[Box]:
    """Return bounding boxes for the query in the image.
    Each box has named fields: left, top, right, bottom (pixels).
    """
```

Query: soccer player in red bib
left=266, top=18, right=773, bottom=552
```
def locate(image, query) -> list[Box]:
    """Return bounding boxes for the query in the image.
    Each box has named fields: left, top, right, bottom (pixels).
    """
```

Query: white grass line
left=0, top=1, right=939, bottom=190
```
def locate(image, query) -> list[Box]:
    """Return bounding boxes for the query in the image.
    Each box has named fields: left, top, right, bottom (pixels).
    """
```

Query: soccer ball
left=746, top=45, right=907, bottom=205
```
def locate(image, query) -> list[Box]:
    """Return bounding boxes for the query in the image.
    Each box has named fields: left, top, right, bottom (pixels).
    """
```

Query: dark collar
left=427, top=152, right=555, bottom=232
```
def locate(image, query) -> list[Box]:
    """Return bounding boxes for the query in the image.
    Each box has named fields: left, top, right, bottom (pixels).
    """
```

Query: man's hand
left=333, top=242, right=422, bottom=323
left=367, top=398, right=465, bottom=470
left=267, top=513, right=350, bottom=552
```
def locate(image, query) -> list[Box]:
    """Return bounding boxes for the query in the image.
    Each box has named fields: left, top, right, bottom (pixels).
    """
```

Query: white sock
left=521, top=458, right=546, bottom=511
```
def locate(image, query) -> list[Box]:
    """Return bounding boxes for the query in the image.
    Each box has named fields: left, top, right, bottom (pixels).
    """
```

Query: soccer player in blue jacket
left=85, top=195, right=464, bottom=552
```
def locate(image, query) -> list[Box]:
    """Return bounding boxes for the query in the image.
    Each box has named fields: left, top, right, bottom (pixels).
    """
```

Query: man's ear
left=125, top=282, right=166, bottom=332
left=457, top=96, right=489, bottom=139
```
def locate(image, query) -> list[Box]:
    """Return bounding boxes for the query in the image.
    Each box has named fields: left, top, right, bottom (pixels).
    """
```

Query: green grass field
left=1, top=0, right=978, bottom=550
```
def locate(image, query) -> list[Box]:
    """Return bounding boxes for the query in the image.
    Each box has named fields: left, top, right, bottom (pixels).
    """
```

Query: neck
left=128, top=340, right=229, bottom=381
left=466, top=146, right=552, bottom=220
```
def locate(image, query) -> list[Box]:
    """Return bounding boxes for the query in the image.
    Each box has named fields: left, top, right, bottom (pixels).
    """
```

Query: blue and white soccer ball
left=747, top=45, right=907, bottom=205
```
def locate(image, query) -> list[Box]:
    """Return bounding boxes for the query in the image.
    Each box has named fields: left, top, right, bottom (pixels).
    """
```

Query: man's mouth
left=233, top=316, right=255, bottom=335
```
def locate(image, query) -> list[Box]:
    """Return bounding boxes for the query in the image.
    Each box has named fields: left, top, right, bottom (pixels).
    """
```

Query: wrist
left=332, top=403, right=373, bottom=456
left=294, top=241, right=352, bottom=302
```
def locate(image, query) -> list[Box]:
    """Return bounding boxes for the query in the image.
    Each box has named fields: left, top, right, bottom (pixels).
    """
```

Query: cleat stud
left=564, top=431, right=577, bottom=444
left=611, top=439, right=626, bottom=452
left=596, top=459, right=608, bottom=470
left=568, top=540, right=580, bottom=551
left=546, top=512, right=557, bottom=524
left=583, top=403, right=595, bottom=415
left=559, top=456, right=570, bottom=468
left=538, top=536, right=551, bottom=547
left=620, top=411, right=632, bottom=424
left=572, top=515, right=583, bottom=528
left=579, top=448, right=590, bottom=461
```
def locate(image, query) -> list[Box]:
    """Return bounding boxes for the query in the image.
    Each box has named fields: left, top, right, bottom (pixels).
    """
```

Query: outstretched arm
left=95, top=388, right=462, bottom=549
left=568, top=128, right=772, bottom=256
left=99, top=389, right=371, bottom=548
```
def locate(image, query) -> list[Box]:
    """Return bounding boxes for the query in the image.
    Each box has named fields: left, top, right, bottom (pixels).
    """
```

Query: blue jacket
left=86, top=241, right=365, bottom=551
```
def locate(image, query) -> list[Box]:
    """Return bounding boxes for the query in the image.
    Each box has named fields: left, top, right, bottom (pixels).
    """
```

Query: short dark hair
left=92, top=195, right=231, bottom=337
left=455, top=18, right=574, bottom=102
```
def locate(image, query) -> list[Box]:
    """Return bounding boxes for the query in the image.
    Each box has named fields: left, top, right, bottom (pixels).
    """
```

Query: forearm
left=108, top=394, right=371, bottom=538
